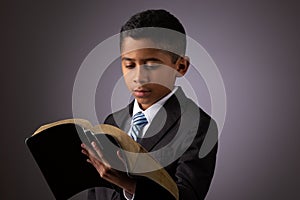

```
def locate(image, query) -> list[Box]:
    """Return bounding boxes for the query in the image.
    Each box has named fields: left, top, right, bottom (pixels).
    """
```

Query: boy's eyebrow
left=121, top=57, right=134, bottom=62
left=121, top=57, right=163, bottom=63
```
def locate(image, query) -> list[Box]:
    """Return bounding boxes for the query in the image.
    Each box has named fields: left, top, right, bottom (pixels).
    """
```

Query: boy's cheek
left=125, top=82, right=133, bottom=91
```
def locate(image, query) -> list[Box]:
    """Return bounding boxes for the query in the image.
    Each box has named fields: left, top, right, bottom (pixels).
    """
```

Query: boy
left=81, top=9, right=218, bottom=200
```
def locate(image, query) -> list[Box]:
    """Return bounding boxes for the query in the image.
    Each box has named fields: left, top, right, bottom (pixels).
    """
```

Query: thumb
left=117, top=150, right=130, bottom=173
left=117, top=150, right=126, bottom=165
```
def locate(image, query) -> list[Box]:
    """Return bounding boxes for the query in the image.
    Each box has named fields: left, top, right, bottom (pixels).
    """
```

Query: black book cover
left=25, top=123, right=114, bottom=200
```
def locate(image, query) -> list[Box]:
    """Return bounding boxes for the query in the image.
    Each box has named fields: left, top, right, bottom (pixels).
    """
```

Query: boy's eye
left=125, top=64, right=135, bottom=69
left=144, top=64, right=160, bottom=70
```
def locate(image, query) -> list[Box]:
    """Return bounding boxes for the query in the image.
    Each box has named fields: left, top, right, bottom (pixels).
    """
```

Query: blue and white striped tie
left=130, top=112, right=148, bottom=141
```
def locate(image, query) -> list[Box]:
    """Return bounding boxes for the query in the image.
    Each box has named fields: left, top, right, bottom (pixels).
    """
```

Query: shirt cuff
left=123, top=189, right=135, bottom=200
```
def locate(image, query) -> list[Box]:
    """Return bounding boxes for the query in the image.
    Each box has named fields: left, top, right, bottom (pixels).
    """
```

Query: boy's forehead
left=121, top=37, right=172, bottom=55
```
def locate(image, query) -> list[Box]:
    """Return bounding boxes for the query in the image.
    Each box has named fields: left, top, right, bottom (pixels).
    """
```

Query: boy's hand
left=81, top=142, right=136, bottom=194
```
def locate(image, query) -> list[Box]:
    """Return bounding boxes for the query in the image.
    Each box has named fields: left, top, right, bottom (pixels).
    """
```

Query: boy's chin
left=135, top=97, right=151, bottom=105
left=135, top=98, right=156, bottom=110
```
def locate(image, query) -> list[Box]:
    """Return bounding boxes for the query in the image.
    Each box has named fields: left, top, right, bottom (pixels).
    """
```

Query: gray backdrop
left=1, top=0, right=299, bottom=199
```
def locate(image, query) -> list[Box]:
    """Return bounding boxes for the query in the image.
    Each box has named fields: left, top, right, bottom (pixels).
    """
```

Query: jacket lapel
left=112, top=101, right=133, bottom=133
left=138, top=88, right=187, bottom=151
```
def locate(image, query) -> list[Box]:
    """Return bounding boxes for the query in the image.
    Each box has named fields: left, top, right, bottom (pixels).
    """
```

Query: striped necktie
left=129, top=112, right=148, bottom=141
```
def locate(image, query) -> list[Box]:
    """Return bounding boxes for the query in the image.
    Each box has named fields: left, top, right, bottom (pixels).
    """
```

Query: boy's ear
left=176, top=56, right=190, bottom=77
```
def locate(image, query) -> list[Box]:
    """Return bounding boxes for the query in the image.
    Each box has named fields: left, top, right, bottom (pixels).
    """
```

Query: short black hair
left=120, top=9, right=186, bottom=63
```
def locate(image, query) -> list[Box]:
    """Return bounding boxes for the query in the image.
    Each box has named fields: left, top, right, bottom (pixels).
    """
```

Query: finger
left=82, top=143, right=105, bottom=170
left=87, top=157, right=109, bottom=178
left=92, top=141, right=111, bottom=167
left=81, top=143, right=91, bottom=154
left=91, top=141, right=103, bottom=158
left=82, top=142, right=99, bottom=159
left=81, top=143, right=92, bottom=157
left=81, top=143, right=93, bottom=151
left=87, top=154, right=106, bottom=169
left=83, top=143, right=112, bottom=178
left=81, top=149, right=88, bottom=156
left=117, top=150, right=126, bottom=166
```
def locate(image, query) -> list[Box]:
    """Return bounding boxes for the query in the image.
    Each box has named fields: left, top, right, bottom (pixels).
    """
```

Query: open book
left=25, top=119, right=178, bottom=200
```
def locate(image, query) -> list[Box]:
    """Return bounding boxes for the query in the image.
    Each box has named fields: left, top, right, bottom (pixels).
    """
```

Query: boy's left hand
left=81, top=142, right=136, bottom=195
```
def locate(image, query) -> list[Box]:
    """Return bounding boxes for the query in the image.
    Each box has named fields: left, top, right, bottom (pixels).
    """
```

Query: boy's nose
left=133, top=66, right=149, bottom=84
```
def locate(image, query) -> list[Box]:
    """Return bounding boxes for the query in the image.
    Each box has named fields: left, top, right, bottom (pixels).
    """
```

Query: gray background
left=1, top=0, right=300, bottom=199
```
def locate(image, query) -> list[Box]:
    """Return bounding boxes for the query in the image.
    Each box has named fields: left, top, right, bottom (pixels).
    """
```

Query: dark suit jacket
left=87, top=87, right=218, bottom=200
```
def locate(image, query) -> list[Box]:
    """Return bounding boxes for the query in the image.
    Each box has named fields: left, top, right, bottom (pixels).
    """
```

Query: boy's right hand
left=81, top=142, right=136, bottom=195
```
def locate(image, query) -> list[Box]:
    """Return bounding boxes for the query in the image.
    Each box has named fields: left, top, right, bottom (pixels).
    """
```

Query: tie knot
left=132, top=112, right=148, bottom=127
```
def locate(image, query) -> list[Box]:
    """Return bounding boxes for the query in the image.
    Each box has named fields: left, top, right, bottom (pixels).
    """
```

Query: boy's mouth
left=133, top=89, right=151, bottom=98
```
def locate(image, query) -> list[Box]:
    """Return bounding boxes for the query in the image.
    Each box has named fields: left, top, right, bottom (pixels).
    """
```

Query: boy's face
left=121, top=37, right=186, bottom=110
